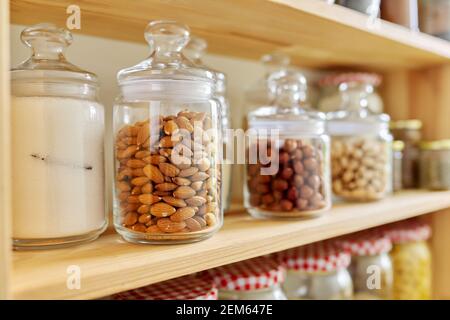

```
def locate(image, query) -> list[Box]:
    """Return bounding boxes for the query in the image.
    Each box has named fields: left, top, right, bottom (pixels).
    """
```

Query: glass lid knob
left=268, top=70, right=307, bottom=108
left=145, top=20, right=190, bottom=54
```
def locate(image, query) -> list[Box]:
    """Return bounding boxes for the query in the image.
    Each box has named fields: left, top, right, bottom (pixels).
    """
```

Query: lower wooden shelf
left=12, top=190, right=450, bottom=299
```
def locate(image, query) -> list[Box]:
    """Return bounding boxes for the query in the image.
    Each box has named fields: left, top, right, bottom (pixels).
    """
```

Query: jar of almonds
left=324, top=74, right=393, bottom=202
left=113, top=21, right=222, bottom=244
left=245, top=70, right=331, bottom=218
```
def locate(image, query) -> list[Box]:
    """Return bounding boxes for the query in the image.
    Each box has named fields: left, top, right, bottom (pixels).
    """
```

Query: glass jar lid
left=420, top=139, right=450, bottom=150
left=11, top=23, right=98, bottom=97
left=248, top=70, right=325, bottom=134
left=393, top=140, right=405, bottom=151
left=117, top=20, right=215, bottom=98
left=390, top=119, right=423, bottom=130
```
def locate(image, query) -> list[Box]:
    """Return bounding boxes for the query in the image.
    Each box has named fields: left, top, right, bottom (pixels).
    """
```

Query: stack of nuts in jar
left=115, top=110, right=220, bottom=238
left=331, top=137, right=389, bottom=201
left=247, top=138, right=328, bottom=217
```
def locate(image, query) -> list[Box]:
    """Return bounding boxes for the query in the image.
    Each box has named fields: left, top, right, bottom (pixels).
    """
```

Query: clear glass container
left=11, top=24, right=106, bottom=249
left=419, top=0, right=450, bottom=41
left=219, top=285, right=287, bottom=300
left=113, top=21, right=222, bottom=244
left=419, top=140, right=450, bottom=190
left=326, top=75, right=393, bottom=202
left=184, top=36, right=232, bottom=212
left=392, top=140, right=404, bottom=192
left=337, top=0, right=381, bottom=16
left=279, top=242, right=353, bottom=300
left=245, top=71, right=331, bottom=218
left=390, top=120, right=422, bottom=188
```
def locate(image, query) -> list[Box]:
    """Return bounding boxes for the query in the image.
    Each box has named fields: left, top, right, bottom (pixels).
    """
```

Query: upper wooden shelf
left=12, top=190, right=450, bottom=300
left=10, top=0, right=450, bottom=70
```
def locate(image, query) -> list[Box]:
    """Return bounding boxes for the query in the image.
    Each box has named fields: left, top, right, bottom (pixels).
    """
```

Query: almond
left=117, top=181, right=131, bottom=192
left=173, top=177, right=191, bottom=186
left=146, top=225, right=161, bottom=233
left=159, top=148, right=172, bottom=158
left=191, top=172, right=209, bottom=182
left=157, top=218, right=186, bottom=233
left=193, top=216, right=207, bottom=227
left=172, top=156, right=191, bottom=170
left=131, top=186, right=141, bottom=195
left=170, top=207, right=196, bottom=222
left=117, top=168, right=133, bottom=180
left=162, top=196, right=187, bottom=208
left=178, top=167, right=198, bottom=177
left=141, top=183, right=153, bottom=194
left=150, top=202, right=176, bottom=217
left=191, top=181, right=203, bottom=191
left=138, top=213, right=152, bottom=224
left=185, top=217, right=202, bottom=231
left=154, top=190, right=172, bottom=197
left=121, top=202, right=139, bottom=213
left=138, top=194, right=161, bottom=205
left=127, top=159, right=146, bottom=168
left=155, top=182, right=178, bottom=191
left=131, top=176, right=150, bottom=186
left=127, top=195, right=140, bottom=204
left=173, top=186, right=196, bottom=199
left=122, top=137, right=137, bottom=145
left=175, top=116, right=194, bottom=133
left=197, top=158, right=211, bottom=172
left=159, top=135, right=176, bottom=148
left=132, top=168, right=145, bottom=177
left=143, top=155, right=167, bottom=165
left=159, top=162, right=180, bottom=177
left=137, top=204, right=150, bottom=214
left=143, top=164, right=165, bottom=183
left=205, top=212, right=217, bottom=226
left=117, top=145, right=138, bottom=159
left=123, top=212, right=138, bottom=226
left=185, top=196, right=207, bottom=207
left=118, top=191, right=130, bottom=201
left=137, top=124, right=150, bottom=146
left=135, top=150, right=151, bottom=159
left=120, top=125, right=139, bottom=137
left=131, top=223, right=147, bottom=232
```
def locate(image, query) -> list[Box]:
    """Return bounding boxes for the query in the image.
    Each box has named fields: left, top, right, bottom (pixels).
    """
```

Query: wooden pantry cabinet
left=1, top=0, right=450, bottom=299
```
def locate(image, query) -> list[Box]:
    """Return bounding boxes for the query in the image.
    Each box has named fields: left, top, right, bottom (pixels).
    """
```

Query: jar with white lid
left=325, top=74, right=393, bottom=202
left=339, top=231, right=393, bottom=299
left=11, top=24, right=106, bottom=249
left=206, top=256, right=287, bottom=300
left=245, top=71, right=331, bottom=218
left=113, top=275, right=218, bottom=300
left=113, top=21, right=222, bottom=244
left=383, top=219, right=432, bottom=300
left=184, top=36, right=232, bottom=212
left=278, top=241, right=353, bottom=300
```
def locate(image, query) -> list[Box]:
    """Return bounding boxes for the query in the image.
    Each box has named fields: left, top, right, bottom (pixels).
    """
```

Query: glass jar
left=317, top=73, right=383, bottom=114
left=113, top=21, right=222, bottom=244
left=339, top=231, right=393, bottom=299
left=383, top=219, right=432, bottom=300
left=325, top=74, right=393, bottom=202
left=184, top=36, right=232, bottom=212
left=278, top=241, right=353, bottom=300
left=207, top=257, right=287, bottom=300
left=419, top=140, right=450, bottom=190
left=419, top=0, right=450, bottom=41
left=11, top=24, right=106, bottom=249
left=113, top=275, right=218, bottom=300
left=392, top=140, right=405, bottom=192
left=390, top=120, right=422, bottom=188
left=337, top=0, right=381, bottom=16
left=380, top=0, right=419, bottom=30
left=245, top=71, right=331, bottom=218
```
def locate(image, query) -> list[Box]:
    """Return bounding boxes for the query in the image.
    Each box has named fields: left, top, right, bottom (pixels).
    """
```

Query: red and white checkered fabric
left=113, top=275, right=217, bottom=300
left=276, top=240, right=351, bottom=273
left=338, top=230, right=392, bottom=256
left=206, top=257, right=285, bottom=291
left=382, top=219, right=431, bottom=244
left=318, top=72, right=382, bottom=87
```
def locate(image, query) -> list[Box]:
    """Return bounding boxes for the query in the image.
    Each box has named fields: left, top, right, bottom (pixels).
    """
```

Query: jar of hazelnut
left=113, top=21, right=222, bottom=244
left=324, top=74, right=393, bottom=202
left=245, top=70, right=331, bottom=218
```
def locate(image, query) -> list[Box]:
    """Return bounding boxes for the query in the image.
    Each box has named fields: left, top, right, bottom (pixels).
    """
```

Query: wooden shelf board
left=10, top=0, right=450, bottom=70
left=11, top=190, right=450, bottom=300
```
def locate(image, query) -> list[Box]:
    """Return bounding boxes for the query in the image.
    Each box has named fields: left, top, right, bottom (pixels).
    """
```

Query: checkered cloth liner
left=382, top=219, right=431, bottom=244
left=318, top=72, right=382, bottom=87
left=338, top=230, right=392, bottom=256
left=205, top=256, right=285, bottom=291
left=276, top=240, right=351, bottom=273
left=113, top=275, right=217, bottom=300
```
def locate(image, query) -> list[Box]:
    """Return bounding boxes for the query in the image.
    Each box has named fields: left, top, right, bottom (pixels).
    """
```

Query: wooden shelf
left=12, top=190, right=450, bottom=300
left=10, top=0, right=450, bottom=70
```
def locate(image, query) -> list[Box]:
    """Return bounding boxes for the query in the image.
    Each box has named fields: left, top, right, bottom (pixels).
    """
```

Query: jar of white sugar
left=11, top=23, right=106, bottom=249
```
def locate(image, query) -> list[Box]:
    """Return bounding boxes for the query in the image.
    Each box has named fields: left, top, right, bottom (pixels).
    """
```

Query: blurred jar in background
left=419, top=0, right=450, bottom=41
left=381, top=0, right=419, bottom=30
left=392, top=140, right=405, bottom=192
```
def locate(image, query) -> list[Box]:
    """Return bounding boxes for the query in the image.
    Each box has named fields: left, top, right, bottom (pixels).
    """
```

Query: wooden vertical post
left=0, top=0, right=12, bottom=300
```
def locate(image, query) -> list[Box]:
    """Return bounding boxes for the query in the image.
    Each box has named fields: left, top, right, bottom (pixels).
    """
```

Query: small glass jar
left=113, top=275, right=218, bottom=300
left=419, top=0, right=450, bottom=41
left=11, top=24, right=106, bottom=249
left=390, top=120, right=422, bottom=188
left=339, top=231, right=393, bottom=300
left=383, top=219, right=432, bottom=300
left=325, top=74, right=393, bottom=202
left=245, top=71, right=331, bottom=218
left=207, top=257, right=287, bottom=300
left=337, top=0, right=381, bottom=16
left=419, top=140, right=450, bottom=190
left=113, top=21, right=222, bottom=244
left=393, top=140, right=405, bottom=192
left=278, top=241, right=353, bottom=300
left=184, top=36, right=232, bottom=212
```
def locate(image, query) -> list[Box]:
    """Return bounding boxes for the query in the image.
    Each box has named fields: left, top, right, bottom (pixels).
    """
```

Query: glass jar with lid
left=245, top=70, right=331, bottom=218
left=392, top=140, right=405, bottom=192
left=339, top=231, right=393, bottom=299
left=113, top=275, right=218, bottom=300
left=390, top=120, right=422, bottom=188
left=206, top=257, right=287, bottom=300
left=324, top=74, right=393, bottom=202
left=184, top=36, right=232, bottom=212
left=383, top=219, right=432, bottom=300
left=317, top=73, right=383, bottom=114
left=419, top=140, right=450, bottom=190
left=11, top=24, right=106, bottom=249
left=278, top=241, right=353, bottom=300
left=113, top=21, right=222, bottom=244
